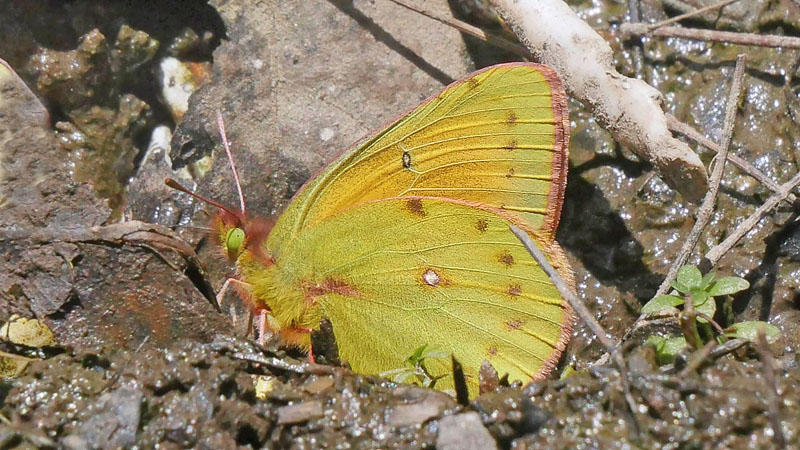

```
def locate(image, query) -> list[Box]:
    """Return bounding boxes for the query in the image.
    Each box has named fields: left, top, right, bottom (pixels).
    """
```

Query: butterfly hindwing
left=262, top=196, right=573, bottom=396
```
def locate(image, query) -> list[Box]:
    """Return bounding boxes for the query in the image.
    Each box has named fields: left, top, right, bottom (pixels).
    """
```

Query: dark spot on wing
left=498, top=251, right=515, bottom=267
left=467, top=78, right=480, bottom=90
left=505, top=167, right=515, bottom=178
left=506, top=111, right=518, bottom=125
left=402, top=151, right=412, bottom=169
left=505, top=319, right=524, bottom=330
left=507, top=284, right=522, bottom=297
left=405, top=198, right=426, bottom=217
left=476, top=218, right=488, bottom=233
left=487, top=346, right=498, bottom=358
left=504, top=139, right=518, bottom=150
left=303, top=278, right=362, bottom=305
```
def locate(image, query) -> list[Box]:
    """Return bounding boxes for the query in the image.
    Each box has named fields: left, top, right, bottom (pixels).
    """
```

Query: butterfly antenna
left=165, top=178, right=242, bottom=218
left=170, top=224, right=214, bottom=233
left=216, top=110, right=246, bottom=215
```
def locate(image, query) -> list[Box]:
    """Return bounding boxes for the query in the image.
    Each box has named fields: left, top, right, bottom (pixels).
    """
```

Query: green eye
left=225, top=227, right=246, bottom=256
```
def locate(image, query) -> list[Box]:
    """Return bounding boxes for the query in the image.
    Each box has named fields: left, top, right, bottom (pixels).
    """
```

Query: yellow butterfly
left=171, top=63, right=574, bottom=397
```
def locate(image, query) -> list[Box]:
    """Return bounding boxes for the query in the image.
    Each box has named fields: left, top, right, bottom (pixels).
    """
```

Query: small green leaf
left=676, top=265, right=702, bottom=290
left=725, top=321, right=780, bottom=344
left=393, top=371, right=415, bottom=384
left=690, top=289, right=710, bottom=306
left=560, top=365, right=577, bottom=380
left=642, top=295, right=684, bottom=314
left=650, top=336, right=687, bottom=365
left=670, top=279, right=689, bottom=294
left=662, top=336, right=687, bottom=355
left=380, top=367, right=410, bottom=378
left=700, top=271, right=716, bottom=290
left=645, top=335, right=666, bottom=352
left=422, top=348, right=449, bottom=360
left=406, top=344, right=428, bottom=365
left=707, top=277, right=750, bottom=297
left=695, top=294, right=716, bottom=323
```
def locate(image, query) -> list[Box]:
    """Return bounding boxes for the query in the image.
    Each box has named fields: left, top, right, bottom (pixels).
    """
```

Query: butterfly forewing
left=268, top=63, right=569, bottom=258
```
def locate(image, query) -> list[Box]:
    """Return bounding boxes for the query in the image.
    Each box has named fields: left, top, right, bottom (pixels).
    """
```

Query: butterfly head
left=165, top=178, right=274, bottom=264
left=210, top=208, right=275, bottom=264
left=212, top=207, right=247, bottom=262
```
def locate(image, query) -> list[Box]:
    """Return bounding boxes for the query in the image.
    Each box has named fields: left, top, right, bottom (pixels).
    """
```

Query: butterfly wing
left=262, top=196, right=573, bottom=396
left=268, top=63, right=569, bottom=257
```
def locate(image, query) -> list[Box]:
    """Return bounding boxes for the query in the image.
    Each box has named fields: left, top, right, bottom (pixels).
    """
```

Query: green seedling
left=642, top=265, right=778, bottom=364
left=380, top=344, right=449, bottom=388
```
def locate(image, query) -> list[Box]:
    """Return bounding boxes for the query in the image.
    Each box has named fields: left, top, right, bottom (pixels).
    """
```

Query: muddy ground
left=1, top=0, right=800, bottom=448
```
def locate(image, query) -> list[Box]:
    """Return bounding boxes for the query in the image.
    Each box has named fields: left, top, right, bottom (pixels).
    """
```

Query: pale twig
left=703, top=170, right=800, bottom=267
left=666, top=114, right=797, bottom=205
left=645, top=0, right=741, bottom=32
left=655, top=54, right=747, bottom=298
left=385, top=0, right=531, bottom=58
left=757, top=325, right=786, bottom=449
left=621, top=23, right=800, bottom=49
left=216, top=110, right=246, bottom=215
left=232, top=352, right=336, bottom=375
left=509, top=225, right=640, bottom=433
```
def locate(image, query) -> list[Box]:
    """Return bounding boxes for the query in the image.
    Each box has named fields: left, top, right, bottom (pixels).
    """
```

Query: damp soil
left=2, top=0, right=800, bottom=448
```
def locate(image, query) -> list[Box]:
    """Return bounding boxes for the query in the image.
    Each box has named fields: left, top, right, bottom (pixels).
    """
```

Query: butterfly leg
left=216, top=277, right=252, bottom=309
left=255, top=310, right=265, bottom=345
left=294, top=327, right=315, bottom=363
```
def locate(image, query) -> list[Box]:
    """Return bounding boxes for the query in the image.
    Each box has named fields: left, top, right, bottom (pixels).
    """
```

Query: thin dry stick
left=707, top=337, right=747, bottom=359
left=216, top=110, right=246, bottom=215
left=704, top=170, right=800, bottom=266
left=757, top=326, right=786, bottom=449
left=625, top=0, right=645, bottom=76
left=646, top=0, right=741, bottom=32
left=655, top=54, right=747, bottom=298
left=386, top=0, right=531, bottom=58
left=232, top=351, right=336, bottom=376
left=622, top=23, right=800, bottom=49
left=678, top=340, right=717, bottom=377
left=509, top=225, right=640, bottom=432
left=666, top=114, right=797, bottom=205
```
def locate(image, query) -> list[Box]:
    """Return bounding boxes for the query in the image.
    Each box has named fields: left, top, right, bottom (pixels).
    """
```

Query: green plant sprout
left=379, top=344, right=449, bottom=388
left=642, top=265, right=779, bottom=364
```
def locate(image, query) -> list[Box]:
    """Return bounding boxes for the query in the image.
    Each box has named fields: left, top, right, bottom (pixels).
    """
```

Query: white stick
left=492, top=0, right=709, bottom=202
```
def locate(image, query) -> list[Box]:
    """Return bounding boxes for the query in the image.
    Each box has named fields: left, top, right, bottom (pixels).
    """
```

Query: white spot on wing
left=422, top=269, right=440, bottom=286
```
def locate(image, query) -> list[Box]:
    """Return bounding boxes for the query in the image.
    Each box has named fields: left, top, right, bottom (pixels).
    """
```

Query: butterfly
left=169, top=63, right=574, bottom=397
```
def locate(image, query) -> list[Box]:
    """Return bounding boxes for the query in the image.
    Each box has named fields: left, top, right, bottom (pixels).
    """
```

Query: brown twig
left=386, top=0, right=531, bottom=58
left=621, top=23, right=800, bottom=49
left=678, top=340, right=717, bottom=377
left=645, top=0, right=741, bottom=32
left=655, top=54, right=747, bottom=298
left=756, top=325, right=786, bottom=449
left=625, top=0, right=645, bottom=76
left=666, top=114, right=797, bottom=206
left=703, top=170, right=800, bottom=268
left=707, top=338, right=747, bottom=359
left=510, top=225, right=641, bottom=433
left=679, top=293, right=702, bottom=349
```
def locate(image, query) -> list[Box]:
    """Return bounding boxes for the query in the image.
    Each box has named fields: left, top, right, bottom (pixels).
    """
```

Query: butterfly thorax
left=213, top=211, right=321, bottom=350
left=236, top=250, right=321, bottom=350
